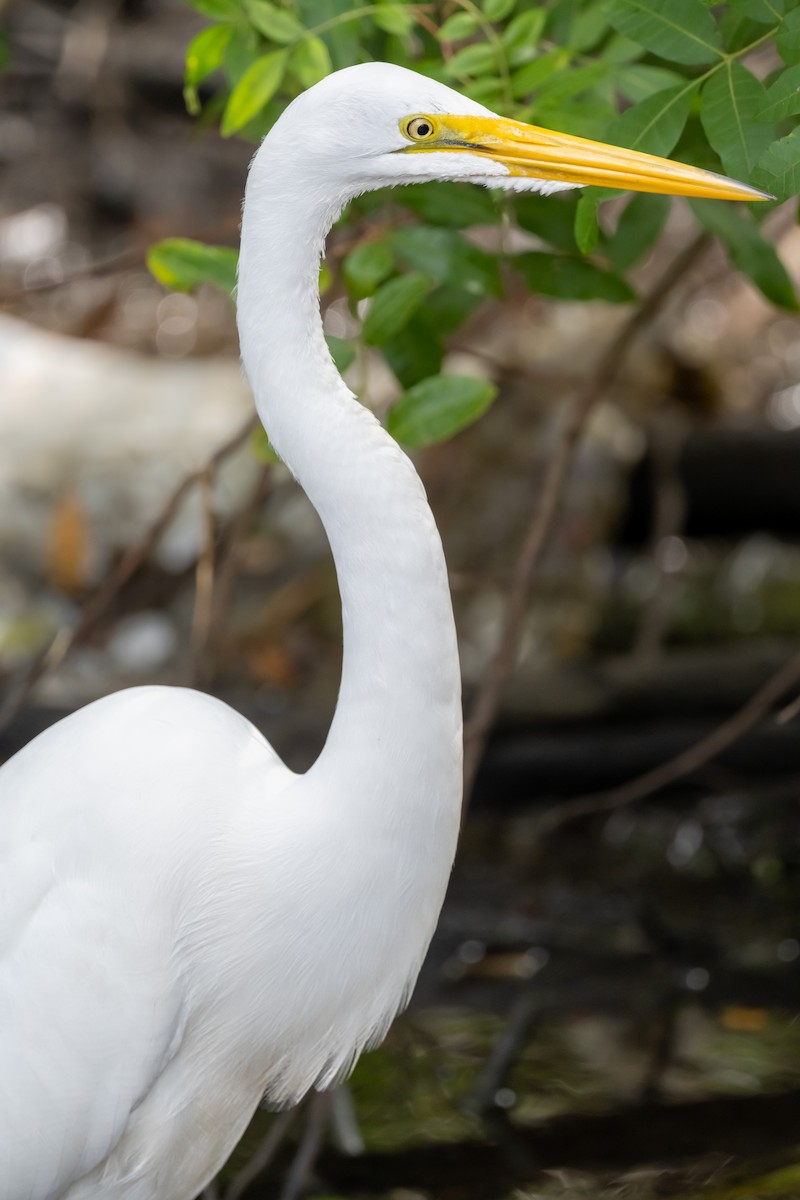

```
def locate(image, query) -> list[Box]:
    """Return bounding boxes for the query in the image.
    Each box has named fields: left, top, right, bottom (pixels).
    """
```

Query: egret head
left=266, top=61, right=771, bottom=204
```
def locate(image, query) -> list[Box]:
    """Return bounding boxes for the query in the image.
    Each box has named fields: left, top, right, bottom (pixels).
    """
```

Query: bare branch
left=462, top=232, right=712, bottom=806
left=0, top=415, right=258, bottom=732
left=540, top=649, right=800, bottom=831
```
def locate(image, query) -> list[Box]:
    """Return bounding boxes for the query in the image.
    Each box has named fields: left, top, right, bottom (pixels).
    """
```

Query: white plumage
left=0, top=62, right=763, bottom=1199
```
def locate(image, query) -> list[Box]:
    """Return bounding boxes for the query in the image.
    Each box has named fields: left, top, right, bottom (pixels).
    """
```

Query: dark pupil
left=415, top=122, right=430, bottom=136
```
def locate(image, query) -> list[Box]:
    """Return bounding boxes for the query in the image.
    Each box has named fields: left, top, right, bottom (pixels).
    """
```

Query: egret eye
left=405, top=116, right=436, bottom=141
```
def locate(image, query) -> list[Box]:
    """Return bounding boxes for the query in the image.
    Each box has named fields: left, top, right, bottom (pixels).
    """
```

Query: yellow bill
left=401, top=113, right=773, bottom=202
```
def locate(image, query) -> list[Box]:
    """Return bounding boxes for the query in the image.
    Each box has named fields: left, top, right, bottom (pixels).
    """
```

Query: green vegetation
left=151, top=0, right=800, bottom=449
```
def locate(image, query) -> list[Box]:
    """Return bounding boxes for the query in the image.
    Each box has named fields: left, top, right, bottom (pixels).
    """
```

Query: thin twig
left=188, top=465, right=217, bottom=684
left=225, top=1107, right=299, bottom=1200
left=0, top=415, right=258, bottom=732
left=462, top=232, right=712, bottom=806
left=539, top=649, right=800, bottom=831
left=278, top=1092, right=332, bottom=1200
left=205, top=465, right=274, bottom=678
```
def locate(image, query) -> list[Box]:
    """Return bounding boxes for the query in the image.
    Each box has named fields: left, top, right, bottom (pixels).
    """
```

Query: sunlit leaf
left=245, top=0, right=304, bottom=43
left=147, top=238, right=238, bottom=295
left=483, top=0, right=516, bottom=21
left=186, top=24, right=234, bottom=87
left=444, top=43, right=498, bottom=79
left=373, top=1, right=415, bottom=36
left=502, top=9, right=547, bottom=62
left=515, top=252, right=635, bottom=302
left=438, top=12, right=479, bottom=40
left=607, top=0, right=723, bottom=65
left=187, top=0, right=241, bottom=19
left=362, top=272, right=430, bottom=344
left=291, top=36, right=332, bottom=86
left=690, top=199, right=798, bottom=309
left=221, top=49, right=288, bottom=135
left=700, top=63, right=771, bottom=182
left=387, top=375, right=498, bottom=447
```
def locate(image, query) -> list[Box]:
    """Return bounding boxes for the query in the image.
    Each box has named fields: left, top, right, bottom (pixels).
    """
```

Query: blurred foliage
left=152, top=0, right=800, bottom=449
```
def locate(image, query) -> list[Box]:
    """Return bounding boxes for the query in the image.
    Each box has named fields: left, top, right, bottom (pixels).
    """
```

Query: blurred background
left=3, top=1, right=800, bottom=1197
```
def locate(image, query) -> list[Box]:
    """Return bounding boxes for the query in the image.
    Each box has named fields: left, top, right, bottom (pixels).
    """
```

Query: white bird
left=0, top=62, right=766, bottom=1200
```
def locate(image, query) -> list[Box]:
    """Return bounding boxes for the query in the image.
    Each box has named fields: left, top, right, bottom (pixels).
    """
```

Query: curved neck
left=237, top=148, right=462, bottom=825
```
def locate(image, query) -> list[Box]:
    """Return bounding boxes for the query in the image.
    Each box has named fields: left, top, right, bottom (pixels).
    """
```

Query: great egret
left=0, top=62, right=766, bottom=1200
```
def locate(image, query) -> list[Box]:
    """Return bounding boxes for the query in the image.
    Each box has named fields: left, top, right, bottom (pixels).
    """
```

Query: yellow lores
left=400, top=112, right=773, bottom=202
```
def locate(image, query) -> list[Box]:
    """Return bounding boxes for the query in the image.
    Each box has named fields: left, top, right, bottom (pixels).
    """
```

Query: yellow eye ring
left=404, top=116, right=437, bottom=141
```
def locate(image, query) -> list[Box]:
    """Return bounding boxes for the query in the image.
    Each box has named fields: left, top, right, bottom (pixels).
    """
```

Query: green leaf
left=502, top=9, right=547, bottom=61
left=420, top=285, right=483, bottom=333
left=147, top=239, right=238, bottom=295
left=574, top=194, right=601, bottom=255
left=734, top=0, right=787, bottom=21
left=700, top=64, right=772, bottom=183
left=515, top=193, right=578, bottom=252
left=383, top=317, right=443, bottom=388
left=342, top=239, right=395, bottom=299
left=387, top=374, right=498, bottom=448
left=755, top=126, right=800, bottom=202
left=690, top=199, right=798, bottom=309
left=483, top=0, right=516, bottom=21
left=607, top=0, right=723, bottom=65
left=616, top=64, right=685, bottom=103
left=566, top=0, right=610, bottom=51
left=534, top=61, right=610, bottom=105
left=515, top=252, right=635, bottom=302
left=186, top=24, right=234, bottom=87
left=245, top=0, right=304, bottom=43
left=756, top=65, right=800, bottom=121
left=609, top=81, right=698, bottom=156
left=362, top=272, right=431, bottom=344
left=607, top=193, right=670, bottom=271
left=398, top=181, right=499, bottom=227
left=390, top=227, right=501, bottom=295
left=444, top=43, right=498, bottom=79
left=778, top=9, right=800, bottom=64
left=325, top=334, right=356, bottom=373
left=221, top=49, right=288, bottom=135
left=291, top=36, right=332, bottom=87
left=373, top=1, right=415, bottom=36
left=187, top=0, right=241, bottom=19
left=464, top=77, right=507, bottom=107
left=251, top=426, right=281, bottom=464
left=438, top=12, right=479, bottom=40
left=223, top=26, right=260, bottom=86
left=511, top=49, right=567, bottom=99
